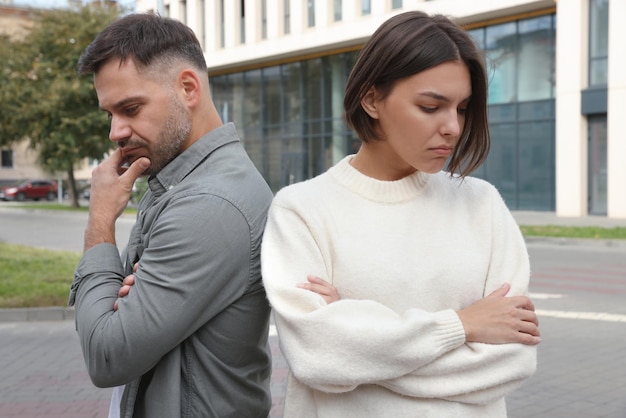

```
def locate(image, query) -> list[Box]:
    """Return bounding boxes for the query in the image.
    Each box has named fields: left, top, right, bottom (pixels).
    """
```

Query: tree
left=0, top=3, right=121, bottom=207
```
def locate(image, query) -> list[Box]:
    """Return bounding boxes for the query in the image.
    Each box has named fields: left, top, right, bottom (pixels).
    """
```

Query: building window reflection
left=212, top=13, right=556, bottom=211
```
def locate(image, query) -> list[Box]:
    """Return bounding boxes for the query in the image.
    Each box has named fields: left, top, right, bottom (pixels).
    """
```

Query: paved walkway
left=512, top=210, right=626, bottom=228
left=1, top=210, right=625, bottom=417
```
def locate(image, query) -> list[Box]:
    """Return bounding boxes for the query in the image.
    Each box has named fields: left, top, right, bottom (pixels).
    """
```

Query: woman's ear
left=360, top=87, right=381, bottom=119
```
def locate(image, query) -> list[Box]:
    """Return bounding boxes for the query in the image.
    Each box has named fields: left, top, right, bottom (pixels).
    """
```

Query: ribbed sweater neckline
left=328, top=155, right=430, bottom=203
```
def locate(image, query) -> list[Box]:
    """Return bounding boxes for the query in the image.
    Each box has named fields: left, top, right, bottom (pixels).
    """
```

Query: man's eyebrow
left=417, top=91, right=471, bottom=103
left=99, top=96, right=143, bottom=112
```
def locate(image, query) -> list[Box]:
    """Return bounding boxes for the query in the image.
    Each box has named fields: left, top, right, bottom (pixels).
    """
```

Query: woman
left=261, top=11, right=540, bottom=418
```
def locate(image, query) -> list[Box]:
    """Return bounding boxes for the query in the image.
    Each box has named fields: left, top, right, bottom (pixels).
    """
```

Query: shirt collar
left=147, top=122, right=240, bottom=197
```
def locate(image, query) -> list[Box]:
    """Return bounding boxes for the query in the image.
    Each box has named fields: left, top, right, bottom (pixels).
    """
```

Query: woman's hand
left=297, top=275, right=340, bottom=304
left=457, top=283, right=541, bottom=346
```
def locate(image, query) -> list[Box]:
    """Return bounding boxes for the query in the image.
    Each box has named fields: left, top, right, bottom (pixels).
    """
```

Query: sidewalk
left=1, top=210, right=625, bottom=417
left=512, top=210, right=626, bottom=228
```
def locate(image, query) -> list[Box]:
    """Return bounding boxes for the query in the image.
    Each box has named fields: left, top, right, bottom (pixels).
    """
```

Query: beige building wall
left=555, top=0, right=587, bottom=217
left=607, top=0, right=626, bottom=218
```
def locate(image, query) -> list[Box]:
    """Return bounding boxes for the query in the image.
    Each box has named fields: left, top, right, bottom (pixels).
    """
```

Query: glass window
left=485, top=22, right=516, bottom=104
left=210, top=74, right=232, bottom=122
left=468, top=28, right=485, bottom=50
left=334, top=0, right=342, bottom=21
left=486, top=122, right=517, bottom=205
left=589, top=0, right=609, bottom=86
left=1, top=150, right=13, bottom=168
left=219, top=0, right=225, bottom=47
left=261, top=0, right=267, bottom=39
left=243, top=70, right=262, bottom=128
left=280, top=62, right=305, bottom=186
left=262, top=66, right=282, bottom=188
left=361, top=0, right=371, bottom=15
left=180, top=0, right=187, bottom=24
left=517, top=121, right=555, bottom=210
left=303, top=58, right=322, bottom=178
left=284, top=0, right=290, bottom=34
left=517, top=15, right=554, bottom=101
left=588, top=115, right=607, bottom=214
left=199, top=0, right=206, bottom=49
left=240, top=0, right=246, bottom=43
left=308, top=0, right=315, bottom=27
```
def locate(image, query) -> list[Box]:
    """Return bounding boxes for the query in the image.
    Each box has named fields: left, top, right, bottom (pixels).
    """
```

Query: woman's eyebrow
left=416, top=91, right=471, bottom=103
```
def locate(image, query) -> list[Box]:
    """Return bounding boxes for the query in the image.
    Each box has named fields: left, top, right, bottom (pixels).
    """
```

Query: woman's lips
left=431, top=147, right=453, bottom=157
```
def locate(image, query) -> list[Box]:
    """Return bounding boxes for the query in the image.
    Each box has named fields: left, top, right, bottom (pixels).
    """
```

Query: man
left=68, top=13, right=273, bottom=418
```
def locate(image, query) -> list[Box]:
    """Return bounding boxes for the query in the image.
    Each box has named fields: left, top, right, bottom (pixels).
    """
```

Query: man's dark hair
left=77, top=12, right=207, bottom=75
left=343, top=11, right=490, bottom=177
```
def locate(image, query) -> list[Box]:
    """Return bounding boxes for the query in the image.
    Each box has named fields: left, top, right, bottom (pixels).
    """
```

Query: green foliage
left=0, top=4, right=121, bottom=204
left=0, top=243, right=81, bottom=307
left=519, top=225, right=626, bottom=240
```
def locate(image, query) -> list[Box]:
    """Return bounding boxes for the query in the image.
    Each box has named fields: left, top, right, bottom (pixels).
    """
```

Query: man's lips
left=120, top=147, right=141, bottom=160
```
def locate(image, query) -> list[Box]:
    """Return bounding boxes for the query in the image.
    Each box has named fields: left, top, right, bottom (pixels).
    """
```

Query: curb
left=0, top=306, right=75, bottom=322
left=524, top=236, right=626, bottom=248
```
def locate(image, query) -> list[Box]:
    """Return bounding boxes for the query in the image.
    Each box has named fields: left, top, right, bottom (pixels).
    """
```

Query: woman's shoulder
left=432, top=172, right=502, bottom=203
left=272, top=171, right=334, bottom=206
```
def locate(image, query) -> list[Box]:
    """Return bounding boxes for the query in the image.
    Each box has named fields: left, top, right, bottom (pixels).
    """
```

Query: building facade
left=136, top=0, right=625, bottom=218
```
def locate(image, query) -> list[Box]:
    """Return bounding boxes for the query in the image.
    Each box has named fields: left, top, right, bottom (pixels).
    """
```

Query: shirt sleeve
left=72, top=193, right=253, bottom=387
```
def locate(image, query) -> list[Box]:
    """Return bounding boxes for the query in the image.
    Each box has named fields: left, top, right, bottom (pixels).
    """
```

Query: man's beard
left=144, top=94, right=192, bottom=177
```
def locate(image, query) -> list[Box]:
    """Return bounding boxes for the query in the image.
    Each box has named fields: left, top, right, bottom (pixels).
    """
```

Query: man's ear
left=178, top=69, right=201, bottom=107
left=360, top=87, right=380, bottom=119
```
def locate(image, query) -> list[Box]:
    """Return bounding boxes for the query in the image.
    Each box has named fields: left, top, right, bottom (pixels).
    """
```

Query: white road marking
left=529, top=293, right=566, bottom=299
left=537, top=309, right=626, bottom=323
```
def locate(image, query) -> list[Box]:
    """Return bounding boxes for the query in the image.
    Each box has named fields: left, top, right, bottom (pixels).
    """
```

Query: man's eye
left=125, top=106, right=139, bottom=115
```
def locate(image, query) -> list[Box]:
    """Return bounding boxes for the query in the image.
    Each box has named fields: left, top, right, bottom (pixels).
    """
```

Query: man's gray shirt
left=69, top=123, right=273, bottom=418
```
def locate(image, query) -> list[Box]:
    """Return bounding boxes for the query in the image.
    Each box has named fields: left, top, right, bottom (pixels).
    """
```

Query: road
left=1, top=206, right=625, bottom=417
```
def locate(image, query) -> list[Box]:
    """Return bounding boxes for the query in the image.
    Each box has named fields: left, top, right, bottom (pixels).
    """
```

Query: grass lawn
left=520, top=225, right=626, bottom=240
left=0, top=243, right=80, bottom=308
left=11, top=203, right=138, bottom=215
left=0, top=213, right=624, bottom=308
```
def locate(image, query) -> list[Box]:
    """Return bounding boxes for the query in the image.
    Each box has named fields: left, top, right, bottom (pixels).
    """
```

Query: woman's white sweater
left=261, top=156, right=537, bottom=418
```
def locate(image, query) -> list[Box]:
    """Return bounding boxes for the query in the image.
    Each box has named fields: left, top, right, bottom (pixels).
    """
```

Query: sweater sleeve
left=377, top=187, right=537, bottom=404
left=261, top=198, right=467, bottom=393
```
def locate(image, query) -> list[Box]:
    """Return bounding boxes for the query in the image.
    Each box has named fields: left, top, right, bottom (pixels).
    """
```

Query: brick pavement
left=0, top=321, right=288, bottom=418
left=2, top=307, right=626, bottom=417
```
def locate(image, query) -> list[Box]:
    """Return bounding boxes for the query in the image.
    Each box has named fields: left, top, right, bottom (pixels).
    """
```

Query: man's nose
left=109, top=116, right=131, bottom=144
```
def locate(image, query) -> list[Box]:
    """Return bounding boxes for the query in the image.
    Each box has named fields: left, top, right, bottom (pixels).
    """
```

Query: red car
left=0, top=180, right=58, bottom=201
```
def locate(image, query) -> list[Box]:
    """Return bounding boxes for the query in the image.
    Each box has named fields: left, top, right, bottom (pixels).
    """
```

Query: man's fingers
left=123, top=157, right=150, bottom=183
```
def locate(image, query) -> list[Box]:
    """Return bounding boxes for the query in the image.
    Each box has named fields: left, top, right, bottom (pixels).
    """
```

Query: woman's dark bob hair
left=344, top=11, right=490, bottom=177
